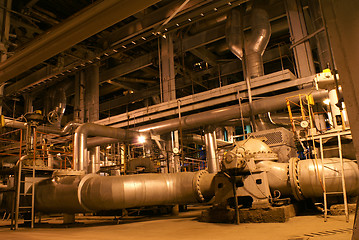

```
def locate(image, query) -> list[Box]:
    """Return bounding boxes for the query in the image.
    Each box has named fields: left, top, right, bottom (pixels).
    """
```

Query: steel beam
left=0, top=0, right=162, bottom=83
left=100, top=52, right=157, bottom=83
left=106, top=0, right=209, bottom=46
left=190, top=47, right=218, bottom=66
left=98, top=43, right=291, bottom=111
left=160, top=33, right=176, bottom=102
left=97, top=70, right=301, bottom=128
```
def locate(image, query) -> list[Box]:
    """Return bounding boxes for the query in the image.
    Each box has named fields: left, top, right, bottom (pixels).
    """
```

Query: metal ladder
left=12, top=157, right=36, bottom=229
left=319, top=133, right=349, bottom=222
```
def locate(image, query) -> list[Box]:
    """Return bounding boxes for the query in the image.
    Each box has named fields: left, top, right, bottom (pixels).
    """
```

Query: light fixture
left=138, top=136, right=146, bottom=144
left=323, top=98, right=330, bottom=105
left=106, top=145, right=112, bottom=149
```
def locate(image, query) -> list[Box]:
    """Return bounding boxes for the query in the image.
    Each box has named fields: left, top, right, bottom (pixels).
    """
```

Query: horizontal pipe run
left=4, top=118, right=80, bottom=135
left=135, top=88, right=328, bottom=135
left=34, top=171, right=215, bottom=213
left=257, top=158, right=359, bottom=200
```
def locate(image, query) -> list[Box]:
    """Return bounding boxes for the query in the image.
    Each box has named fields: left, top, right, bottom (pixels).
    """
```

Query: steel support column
left=160, top=33, right=176, bottom=102
left=0, top=0, right=11, bottom=62
left=74, top=71, right=85, bottom=123
left=85, top=64, right=100, bottom=123
left=320, top=1, right=359, bottom=238
left=285, top=0, right=315, bottom=77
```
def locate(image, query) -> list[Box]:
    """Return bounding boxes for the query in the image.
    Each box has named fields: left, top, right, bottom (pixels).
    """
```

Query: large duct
left=227, top=1, right=271, bottom=131
left=244, top=5, right=271, bottom=78
left=34, top=171, right=215, bottom=213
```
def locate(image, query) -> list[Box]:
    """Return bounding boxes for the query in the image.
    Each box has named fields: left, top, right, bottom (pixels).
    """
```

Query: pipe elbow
left=226, top=8, right=244, bottom=60
left=246, top=7, right=271, bottom=55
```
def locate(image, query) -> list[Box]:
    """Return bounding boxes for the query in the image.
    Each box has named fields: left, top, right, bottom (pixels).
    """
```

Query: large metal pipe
left=182, top=134, right=231, bottom=147
left=34, top=171, right=215, bottom=213
left=257, top=158, right=359, bottom=200
left=245, top=5, right=271, bottom=79
left=4, top=118, right=80, bottom=135
left=227, top=2, right=271, bottom=131
left=73, top=123, right=143, bottom=171
left=136, top=88, right=328, bottom=135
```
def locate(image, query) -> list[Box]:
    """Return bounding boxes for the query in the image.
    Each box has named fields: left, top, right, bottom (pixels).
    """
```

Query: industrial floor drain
left=289, top=227, right=352, bottom=239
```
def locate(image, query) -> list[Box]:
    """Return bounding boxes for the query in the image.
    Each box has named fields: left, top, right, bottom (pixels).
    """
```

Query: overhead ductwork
left=226, top=1, right=272, bottom=131
left=227, top=3, right=271, bottom=78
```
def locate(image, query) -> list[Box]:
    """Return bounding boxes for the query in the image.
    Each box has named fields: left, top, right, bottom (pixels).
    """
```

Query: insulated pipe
left=34, top=171, right=215, bottom=213
left=182, top=134, right=231, bottom=147
left=257, top=158, right=359, bottom=200
left=254, top=113, right=277, bottom=131
left=136, top=88, right=328, bottom=135
left=226, top=7, right=244, bottom=60
left=73, top=123, right=143, bottom=171
left=245, top=6, right=271, bottom=79
left=88, top=146, right=100, bottom=174
left=227, top=2, right=271, bottom=131
left=4, top=118, right=80, bottom=135
left=204, top=127, right=219, bottom=173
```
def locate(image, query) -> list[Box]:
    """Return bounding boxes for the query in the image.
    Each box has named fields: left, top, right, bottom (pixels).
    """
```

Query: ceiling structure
left=0, top=0, right=322, bottom=124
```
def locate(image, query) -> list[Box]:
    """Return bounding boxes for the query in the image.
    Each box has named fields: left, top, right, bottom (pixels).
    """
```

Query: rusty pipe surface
left=34, top=171, right=215, bottom=213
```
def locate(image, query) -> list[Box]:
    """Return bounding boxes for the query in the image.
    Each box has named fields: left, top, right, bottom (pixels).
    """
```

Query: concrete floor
left=0, top=207, right=354, bottom=240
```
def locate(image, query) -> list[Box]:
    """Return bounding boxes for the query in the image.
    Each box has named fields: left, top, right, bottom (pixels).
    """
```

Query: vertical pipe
left=204, top=127, right=218, bottom=173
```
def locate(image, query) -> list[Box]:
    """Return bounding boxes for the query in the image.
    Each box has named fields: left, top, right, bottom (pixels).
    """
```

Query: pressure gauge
left=300, top=120, right=309, bottom=128
left=173, top=147, right=179, bottom=154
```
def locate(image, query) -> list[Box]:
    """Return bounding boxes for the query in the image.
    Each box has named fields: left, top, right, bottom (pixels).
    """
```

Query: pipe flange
left=77, top=174, right=98, bottom=212
left=193, top=170, right=207, bottom=202
left=289, top=157, right=304, bottom=201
